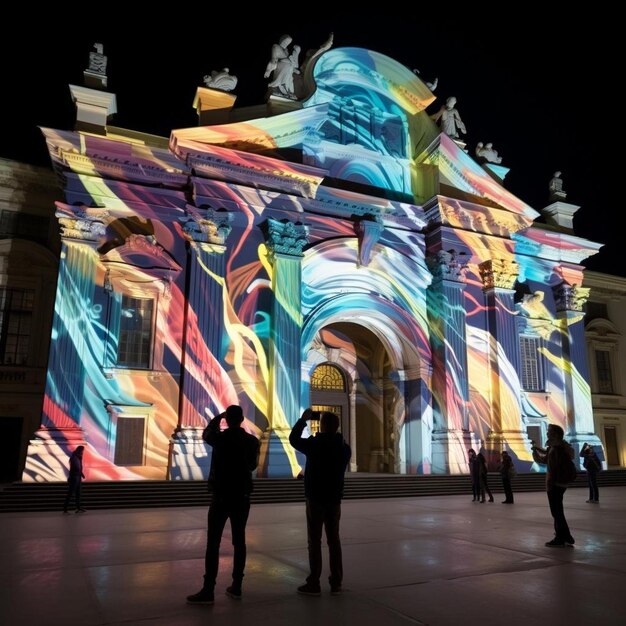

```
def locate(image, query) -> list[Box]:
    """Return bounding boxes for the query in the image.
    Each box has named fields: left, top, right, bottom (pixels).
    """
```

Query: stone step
left=1, top=471, right=624, bottom=512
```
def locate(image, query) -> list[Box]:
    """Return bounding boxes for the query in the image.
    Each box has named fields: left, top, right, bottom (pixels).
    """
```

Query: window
left=519, top=336, right=544, bottom=391
left=595, top=350, right=614, bottom=394
left=584, top=301, right=608, bottom=322
left=0, top=210, right=49, bottom=244
left=0, top=288, right=34, bottom=365
left=114, top=416, right=145, bottom=465
left=311, top=364, right=346, bottom=391
left=117, top=295, right=154, bottom=369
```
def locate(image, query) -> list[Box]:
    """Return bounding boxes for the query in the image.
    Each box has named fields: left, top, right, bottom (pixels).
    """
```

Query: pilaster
left=170, top=209, right=233, bottom=480
left=259, top=218, right=308, bottom=477
left=553, top=282, right=602, bottom=460
left=427, top=250, right=474, bottom=473
left=478, top=258, right=524, bottom=458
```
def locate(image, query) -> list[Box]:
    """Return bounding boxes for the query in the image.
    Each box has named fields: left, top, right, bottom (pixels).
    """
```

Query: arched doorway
left=310, top=363, right=350, bottom=439
left=306, top=323, right=402, bottom=474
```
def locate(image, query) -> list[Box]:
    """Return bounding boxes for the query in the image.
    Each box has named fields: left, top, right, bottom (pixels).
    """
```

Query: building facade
left=21, top=47, right=607, bottom=481
left=584, top=271, right=626, bottom=467
left=0, top=159, right=59, bottom=481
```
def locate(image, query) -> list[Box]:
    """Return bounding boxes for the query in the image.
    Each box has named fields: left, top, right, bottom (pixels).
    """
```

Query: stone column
left=553, top=282, right=602, bottom=461
left=479, top=259, right=531, bottom=464
left=259, top=218, right=308, bottom=477
left=170, top=209, right=232, bottom=480
left=23, top=215, right=103, bottom=481
left=427, top=251, right=474, bottom=474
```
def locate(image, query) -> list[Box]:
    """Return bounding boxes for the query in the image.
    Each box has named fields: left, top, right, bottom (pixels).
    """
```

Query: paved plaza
left=1, top=487, right=625, bottom=625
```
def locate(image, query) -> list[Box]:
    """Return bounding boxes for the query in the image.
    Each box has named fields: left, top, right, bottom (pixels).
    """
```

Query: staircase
left=2, top=471, right=625, bottom=512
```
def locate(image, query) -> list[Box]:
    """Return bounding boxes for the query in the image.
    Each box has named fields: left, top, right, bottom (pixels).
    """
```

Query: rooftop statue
left=431, top=96, right=466, bottom=139
left=87, top=43, right=107, bottom=76
left=264, top=35, right=301, bottom=98
left=203, top=67, right=238, bottom=92
left=412, top=69, right=438, bottom=91
left=549, top=171, right=567, bottom=200
left=475, top=142, right=502, bottom=164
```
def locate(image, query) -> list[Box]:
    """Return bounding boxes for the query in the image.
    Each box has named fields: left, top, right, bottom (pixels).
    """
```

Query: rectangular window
left=0, top=210, right=50, bottom=244
left=117, top=295, right=154, bottom=369
left=595, top=350, right=614, bottom=394
left=584, top=301, right=608, bottom=322
left=603, top=426, right=620, bottom=466
left=0, top=288, right=34, bottom=365
left=114, top=416, right=145, bottom=465
left=519, top=336, right=544, bottom=391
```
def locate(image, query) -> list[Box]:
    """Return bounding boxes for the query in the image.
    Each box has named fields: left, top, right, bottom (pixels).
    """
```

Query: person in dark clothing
left=468, top=448, right=480, bottom=502
left=289, top=408, right=351, bottom=596
left=532, top=423, right=575, bottom=547
left=580, top=442, right=601, bottom=503
left=498, top=450, right=514, bottom=503
left=187, top=405, right=260, bottom=605
left=63, top=445, right=85, bottom=513
left=476, top=452, right=494, bottom=502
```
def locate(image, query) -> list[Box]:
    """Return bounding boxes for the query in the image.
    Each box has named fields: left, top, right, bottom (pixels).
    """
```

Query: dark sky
left=5, top=11, right=620, bottom=276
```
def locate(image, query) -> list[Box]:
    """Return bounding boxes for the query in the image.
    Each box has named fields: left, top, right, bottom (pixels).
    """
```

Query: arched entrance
left=306, top=323, right=402, bottom=473
left=310, top=363, right=350, bottom=440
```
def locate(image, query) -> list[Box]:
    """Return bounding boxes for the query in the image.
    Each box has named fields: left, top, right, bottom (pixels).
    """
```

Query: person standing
left=581, top=443, right=601, bottom=503
left=289, top=408, right=351, bottom=595
left=476, top=452, right=494, bottom=503
left=532, top=424, right=576, bottom=547
left=499, top=450, right=515, bottom=503
left=468, top=448, right=480, bottom=502
left=63, top=445, right=86, bottom=514
left=187, top=405, right=260, bottom=605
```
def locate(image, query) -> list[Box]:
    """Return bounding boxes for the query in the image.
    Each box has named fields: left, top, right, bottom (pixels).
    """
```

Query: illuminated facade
left=23, top=47, right=605, bottom=481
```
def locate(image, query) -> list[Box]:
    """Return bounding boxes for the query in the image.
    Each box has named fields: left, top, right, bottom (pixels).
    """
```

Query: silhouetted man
left=63, top=445, right=85, bottom=513
left=187, top=405, right=259, bottom=605
left=532, top=423, right=575, bottom=547
left=289, top=408, right=351, bottom=595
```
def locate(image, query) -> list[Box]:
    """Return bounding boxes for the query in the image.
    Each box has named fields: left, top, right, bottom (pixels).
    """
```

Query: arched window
left=311, top=364, right=346, bottom=391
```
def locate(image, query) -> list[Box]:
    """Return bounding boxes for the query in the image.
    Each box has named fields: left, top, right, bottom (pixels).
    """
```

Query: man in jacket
left=532, top=423, right=576, bottom=547
left=187, top=405, right=259, bottom=605
left=289, top=408, right=351, bottom=595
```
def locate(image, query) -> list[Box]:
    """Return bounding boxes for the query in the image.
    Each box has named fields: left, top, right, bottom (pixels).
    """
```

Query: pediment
left=417, top=134, right=539, bottom=220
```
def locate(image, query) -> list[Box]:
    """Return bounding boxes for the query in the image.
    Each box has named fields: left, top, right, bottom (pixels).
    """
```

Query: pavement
left=1, top=487, right=625, bottom=625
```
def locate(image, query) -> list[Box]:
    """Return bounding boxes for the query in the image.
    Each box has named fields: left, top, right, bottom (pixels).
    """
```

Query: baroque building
left=21, top=46, right=609, bottom=481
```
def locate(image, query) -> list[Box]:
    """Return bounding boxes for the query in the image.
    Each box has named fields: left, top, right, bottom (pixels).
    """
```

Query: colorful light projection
left=24, top=47, right=602, bottom=482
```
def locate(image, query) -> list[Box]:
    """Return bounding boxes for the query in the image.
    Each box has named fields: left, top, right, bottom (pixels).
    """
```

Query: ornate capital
left=262, top=218, right=308, bottom=260
left=427, top=250, right=469, bottom=283
left=554, top=283, right=590, bottom=312
left=58, top=217, right=106, bottom=242
left=479, top=259, right=518, bottom=291
left=183, top=208, right=233, bottom=245
left=355, top=215, right=383, bottom=267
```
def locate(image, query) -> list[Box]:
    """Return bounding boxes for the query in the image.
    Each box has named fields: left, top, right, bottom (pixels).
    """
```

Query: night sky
left=4, top=12, right=619, bottom=276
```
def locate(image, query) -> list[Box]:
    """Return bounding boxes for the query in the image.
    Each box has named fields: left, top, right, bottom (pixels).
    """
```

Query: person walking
left=63, top=445, right=86, bottom=513
left=187, top=405, right=260, bottom=605
left=532, top=424, right=576, bottom=547
left=499, top=450, right=515, bottom=503
left=581, top=442, right=601, bottom=503
left=289, top=408, right=351, bottom=596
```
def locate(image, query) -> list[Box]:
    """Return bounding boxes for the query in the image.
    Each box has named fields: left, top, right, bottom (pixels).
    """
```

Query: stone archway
left=306, top=322, right=403, bottom=474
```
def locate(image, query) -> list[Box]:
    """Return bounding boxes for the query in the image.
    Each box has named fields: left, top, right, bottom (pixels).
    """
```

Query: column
left=23, top=215, right=103, bottom=481
left=427, top=251, right=475, bottom=474
left=259, top=218, right=308, bottom=477
left=170, top=209, right=232, bottom=480
left=479, top=259, right=531, bottom=464
left=553, top=282, right=603, bottom=461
